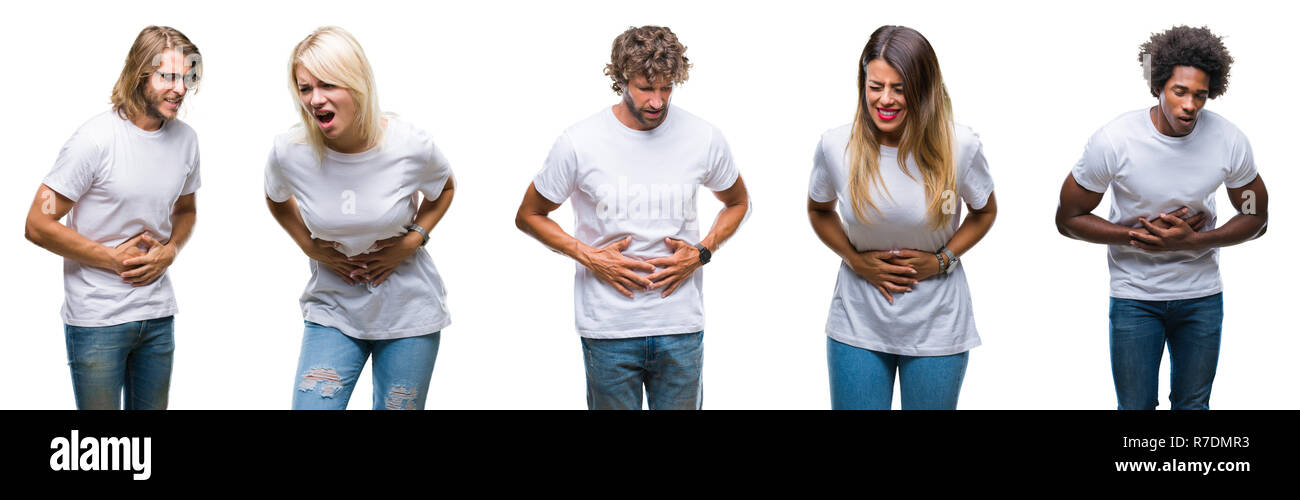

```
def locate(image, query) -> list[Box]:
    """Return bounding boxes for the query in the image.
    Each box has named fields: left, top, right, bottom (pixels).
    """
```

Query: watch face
left=696, top=244, right=711, bottom=264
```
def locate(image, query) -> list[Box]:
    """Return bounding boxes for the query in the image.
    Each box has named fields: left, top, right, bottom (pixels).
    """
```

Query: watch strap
left=405, top=224, right=430, bottom=247
left=940, top=246, right=957, bottom=274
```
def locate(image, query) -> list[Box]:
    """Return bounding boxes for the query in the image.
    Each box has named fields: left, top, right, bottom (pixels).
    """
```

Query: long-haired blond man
left=24, top=26, right=202, bottom=410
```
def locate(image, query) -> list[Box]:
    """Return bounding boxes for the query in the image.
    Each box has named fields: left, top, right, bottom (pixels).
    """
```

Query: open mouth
left=1177, top=116, right=1194, bottom=124
left=877, top=108, right=900, bottom=121
left=163, top=96, right=182, bottom=109
left=315, top=110, right=336, bottom=127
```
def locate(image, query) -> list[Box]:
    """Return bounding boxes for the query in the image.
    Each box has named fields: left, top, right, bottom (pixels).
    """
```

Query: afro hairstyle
left=1139, top=25, right=1233, bottom=99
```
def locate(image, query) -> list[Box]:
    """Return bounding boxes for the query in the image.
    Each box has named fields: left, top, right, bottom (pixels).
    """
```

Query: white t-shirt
left=1071, top=109, right=1258, bottom=301
left=533, top=106, right=739, bottom=339
left=42, top=110, right=201, bottom=327
left=808, top=123, right=993, bottom=356
left=265, top=118, right=453, bottom=340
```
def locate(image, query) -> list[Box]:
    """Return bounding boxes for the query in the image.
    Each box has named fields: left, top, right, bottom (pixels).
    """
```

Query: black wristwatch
left=694, top=243, right=711, bottom=265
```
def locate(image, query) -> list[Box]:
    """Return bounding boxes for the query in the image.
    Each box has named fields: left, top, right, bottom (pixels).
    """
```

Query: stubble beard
left=145, top=85, right=180, bottom=121
left=622, top=91, right=665, bottom=128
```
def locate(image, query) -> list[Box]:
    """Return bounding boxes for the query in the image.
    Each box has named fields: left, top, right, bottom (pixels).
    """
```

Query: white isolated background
left=1, top=0, right=1293, bottom=409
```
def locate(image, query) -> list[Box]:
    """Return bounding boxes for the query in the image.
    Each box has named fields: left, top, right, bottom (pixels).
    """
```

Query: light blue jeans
left=64, top=316, right=175, bottom=410
left=1110, top=292, right=1223, bottom=410
left=580, top=331, right=703, bottom=410
left=827, top=337, right=969, bottom=410
left=292, top=321, right=440, bottom=410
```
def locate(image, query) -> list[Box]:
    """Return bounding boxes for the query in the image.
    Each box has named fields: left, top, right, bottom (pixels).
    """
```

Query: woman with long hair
left=807, top=26, right=997, bottom=410
left=265, top=26, right=455, bottom=410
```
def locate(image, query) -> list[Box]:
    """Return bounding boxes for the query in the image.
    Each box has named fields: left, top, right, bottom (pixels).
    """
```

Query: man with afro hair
left=1055, top=25, right=1268, bottom=410
left=515, top=26, right=749, bottom=410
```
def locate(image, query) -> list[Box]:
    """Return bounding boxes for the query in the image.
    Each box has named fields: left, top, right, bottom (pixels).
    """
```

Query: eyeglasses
left=152, top=70, right=200, bottom=88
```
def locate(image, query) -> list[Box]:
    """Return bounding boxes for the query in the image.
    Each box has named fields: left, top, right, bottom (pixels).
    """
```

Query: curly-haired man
left=1055, top=25, right=1268, bottom=410
left=516, top=25, right=749, bottom=410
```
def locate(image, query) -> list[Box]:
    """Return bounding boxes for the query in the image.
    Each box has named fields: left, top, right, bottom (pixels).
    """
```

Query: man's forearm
left=517, top=214, right=590, bottom=265
left=166, top=209, right=196, bottom=256
left=699, top=201, right=747, bottom=253
left=1058, top=213, right=1134, bottom=245
left=1191, top=213, right=1267, bottom=249
left=26, top=218, right=119, bottom=271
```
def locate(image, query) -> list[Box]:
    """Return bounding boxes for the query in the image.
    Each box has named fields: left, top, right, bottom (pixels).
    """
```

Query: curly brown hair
left=603, top=26, right=691, bottom=95
left=1139, top=25, right=1233, bottom=99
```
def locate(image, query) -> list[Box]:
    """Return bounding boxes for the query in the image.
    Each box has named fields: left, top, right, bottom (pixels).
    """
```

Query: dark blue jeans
left=1109, top=292, right=1223, bottom=410
left=64, top=316, right=175, bottom=410
left=580, top=331, right=703, bottom=410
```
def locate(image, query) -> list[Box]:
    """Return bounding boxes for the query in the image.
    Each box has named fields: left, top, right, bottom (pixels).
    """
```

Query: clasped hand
left=307, top=232, right=421, bottom=286
left=1127, top=206, right=1207, bottom=251
left=581, top=236, right=702, bottom=299
left=109, top=231, right=175, bottom=287
left=846, top=249, right=939, bottom=304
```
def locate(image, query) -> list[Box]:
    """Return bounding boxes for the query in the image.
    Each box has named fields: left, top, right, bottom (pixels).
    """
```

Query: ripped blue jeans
left=291, top=321, right=440, bottom=410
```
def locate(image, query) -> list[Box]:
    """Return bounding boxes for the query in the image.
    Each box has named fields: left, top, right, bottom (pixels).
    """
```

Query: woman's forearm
left=411, top=177, right=455, bottom=234
left=265, top=196, right=315, bottom=252
left=945, top=193, right=997, bottom=257
left=808, top=203, right=859, bottom=262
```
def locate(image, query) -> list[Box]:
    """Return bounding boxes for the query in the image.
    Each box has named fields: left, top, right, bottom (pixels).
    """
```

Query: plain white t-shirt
left=42, top=110, right=201, bottom=327
left=265, top=118, right=453, bottom=340
left=809, top=123, right=993, bottom=356
left=533, top=106, right=740, bottom=339
left=1071, top=108, right=1258, bottom=300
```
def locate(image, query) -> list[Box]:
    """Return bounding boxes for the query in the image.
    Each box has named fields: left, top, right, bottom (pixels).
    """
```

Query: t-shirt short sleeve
left=1225, top=132, right=1258, bottom=189
left=264, top=141, right=292, bottom=203
left=958, top=139, right=994, bottom=210
left=1070, top=128, right=1115, bottom=194
left=180, top=139, right=201, bottom=196
left=701, top=127, right=740, bottom=191
left=533, top=133, right=579, bottom=204
left=808, top=137, right=837, bottom=203
left=418, top=140, right=454, bottom=200
left=42, top=130, right=101, bottom=202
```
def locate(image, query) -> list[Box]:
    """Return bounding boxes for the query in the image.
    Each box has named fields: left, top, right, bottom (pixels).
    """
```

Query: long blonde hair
left=289, top=26, right=383, bottom=159
left=847, top=25, right=955, bottom=230
left=111, top=26, right=201, bottom=122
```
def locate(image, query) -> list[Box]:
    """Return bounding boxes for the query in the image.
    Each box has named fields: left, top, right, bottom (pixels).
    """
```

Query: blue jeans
left=827, top=337, right=969, bottom=410
left=292, top=321, right=440, bottom=410
left=64, top=316, right=174, bottom=410
left=1109, top=292, right=1223, bottom=410
left=580, top=331, right=703, bottom=410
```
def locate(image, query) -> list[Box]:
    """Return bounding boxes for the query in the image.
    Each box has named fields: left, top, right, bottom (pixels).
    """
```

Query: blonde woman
left=807, top=26, right=996, bottom=410
left=265, top=27, right=455, bottom=410
left=25, top=26, right=201, bottom=409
